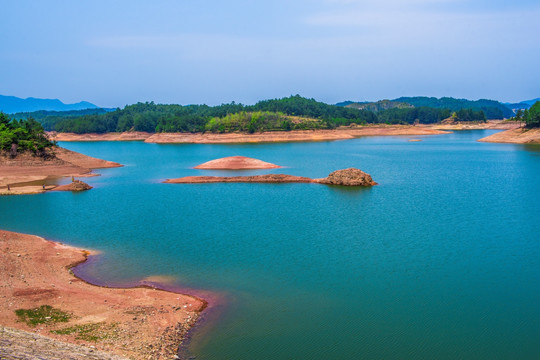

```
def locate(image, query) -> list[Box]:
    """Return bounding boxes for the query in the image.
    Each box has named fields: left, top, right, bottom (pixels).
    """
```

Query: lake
left=1, top=130, right=539, bottom=359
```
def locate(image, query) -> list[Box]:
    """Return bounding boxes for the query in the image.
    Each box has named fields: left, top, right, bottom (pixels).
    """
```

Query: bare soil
left=145, top=126, right=448, bottom=144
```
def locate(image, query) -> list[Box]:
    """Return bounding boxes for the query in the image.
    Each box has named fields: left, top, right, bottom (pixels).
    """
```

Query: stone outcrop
left=53, top=180, right=93, bottom=191
left=316, top=168, right=377, bottom=186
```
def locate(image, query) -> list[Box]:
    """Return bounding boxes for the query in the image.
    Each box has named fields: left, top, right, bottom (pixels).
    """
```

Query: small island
left=194, top=156, right=281, bottom=170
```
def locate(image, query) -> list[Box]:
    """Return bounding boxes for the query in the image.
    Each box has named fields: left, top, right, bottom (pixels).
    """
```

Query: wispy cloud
left=303, top=1, right=540, bottom=49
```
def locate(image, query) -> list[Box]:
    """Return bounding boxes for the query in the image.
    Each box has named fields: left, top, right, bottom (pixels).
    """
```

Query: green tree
left=524, top=101, right=540, bottom=128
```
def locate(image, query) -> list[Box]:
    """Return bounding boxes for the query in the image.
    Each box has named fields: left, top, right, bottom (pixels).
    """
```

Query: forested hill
left=340, top=96, right=514, bottom=119
left=12, top=95, right=490, bottom=134
left=0, top=95, right=98, bottom=114
left=393, top=97, right=513, bottom=119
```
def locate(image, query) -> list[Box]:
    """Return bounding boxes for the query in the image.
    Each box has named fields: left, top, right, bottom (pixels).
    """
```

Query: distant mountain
left=520, top=98, right=540, bottom=106
left=504, top=102, right=531, bottom=111
left=335, top=101, right=354, bottom=107
left=0, top=95, right=98, bottom=114
left=346, top=100, right=414, bottom=112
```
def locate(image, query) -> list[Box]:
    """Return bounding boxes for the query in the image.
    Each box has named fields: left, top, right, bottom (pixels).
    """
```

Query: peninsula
left=478, top=127, right=540, bottom=144
left=0, top=147, right=121, bottom=195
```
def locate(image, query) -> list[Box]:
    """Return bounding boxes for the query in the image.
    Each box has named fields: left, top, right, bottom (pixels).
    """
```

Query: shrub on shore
left=15, top=305, right=71, bottom=327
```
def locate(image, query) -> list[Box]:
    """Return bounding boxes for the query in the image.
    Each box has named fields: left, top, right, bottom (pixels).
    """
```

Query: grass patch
left=15, top=305, right=71, bottom=327
left=52, top=322, right=118, bottom=342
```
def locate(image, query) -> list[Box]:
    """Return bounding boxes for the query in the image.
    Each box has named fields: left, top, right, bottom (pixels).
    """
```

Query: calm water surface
left=1, top=130, right=539, bottom=359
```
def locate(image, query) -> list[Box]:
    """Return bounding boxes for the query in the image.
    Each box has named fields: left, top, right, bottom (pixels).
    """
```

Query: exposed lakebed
left=0, top=130, right=539, bottom=360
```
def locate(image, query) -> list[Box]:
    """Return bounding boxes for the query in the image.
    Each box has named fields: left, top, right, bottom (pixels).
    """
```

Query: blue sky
left=1, top=0, right=539, bottom=107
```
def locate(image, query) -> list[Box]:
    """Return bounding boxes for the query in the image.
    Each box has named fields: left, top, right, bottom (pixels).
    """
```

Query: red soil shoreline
left=46, top=121, right=529, bottom=144
left=47, top=125, right=449, bottom=144
left=0, top=229, right=211, bottom=359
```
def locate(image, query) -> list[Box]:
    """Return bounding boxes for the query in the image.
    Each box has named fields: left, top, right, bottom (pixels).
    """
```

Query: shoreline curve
left=0, top=229, right=210, bottom=360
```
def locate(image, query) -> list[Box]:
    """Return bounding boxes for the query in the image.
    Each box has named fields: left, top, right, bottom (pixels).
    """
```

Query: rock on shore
left=53, top=180, right=93, bottom=192
left=316, top=168, right=378, bottom=186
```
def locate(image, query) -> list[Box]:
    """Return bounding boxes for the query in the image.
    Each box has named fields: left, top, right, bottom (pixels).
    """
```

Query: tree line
left=10, top=95, right=489, bottom=134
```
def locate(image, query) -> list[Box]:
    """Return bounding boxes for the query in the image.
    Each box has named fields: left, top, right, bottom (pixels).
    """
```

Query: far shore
left=45, top=121, right=528, bottom=144
left=0, top=229, right=208, bottom=360
left=47, top=124, right=449, bottom=144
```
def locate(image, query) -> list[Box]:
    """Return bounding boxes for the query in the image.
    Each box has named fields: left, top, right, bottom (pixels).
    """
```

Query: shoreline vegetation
left=0, top=229, right=208, bottom=360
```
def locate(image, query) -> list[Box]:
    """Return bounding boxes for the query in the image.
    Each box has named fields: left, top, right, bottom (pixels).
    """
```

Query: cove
left=1, top=130, right=539, bottom=359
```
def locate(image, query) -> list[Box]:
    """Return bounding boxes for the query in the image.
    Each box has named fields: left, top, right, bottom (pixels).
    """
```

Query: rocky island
left=165, top=167, right=377, bottom=186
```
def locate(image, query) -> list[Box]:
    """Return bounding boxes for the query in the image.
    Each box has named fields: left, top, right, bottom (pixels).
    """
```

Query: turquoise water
left=1, top=130, right=539, bottom=359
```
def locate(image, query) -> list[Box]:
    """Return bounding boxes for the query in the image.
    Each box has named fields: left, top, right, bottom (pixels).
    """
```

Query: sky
left=1, top=0, right=539, bottom=107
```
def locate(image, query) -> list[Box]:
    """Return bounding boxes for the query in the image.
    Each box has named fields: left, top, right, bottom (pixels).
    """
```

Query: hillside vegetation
left=393, top=96, right=513, bottom=119
left=346, top=100, right=413, bottom=112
